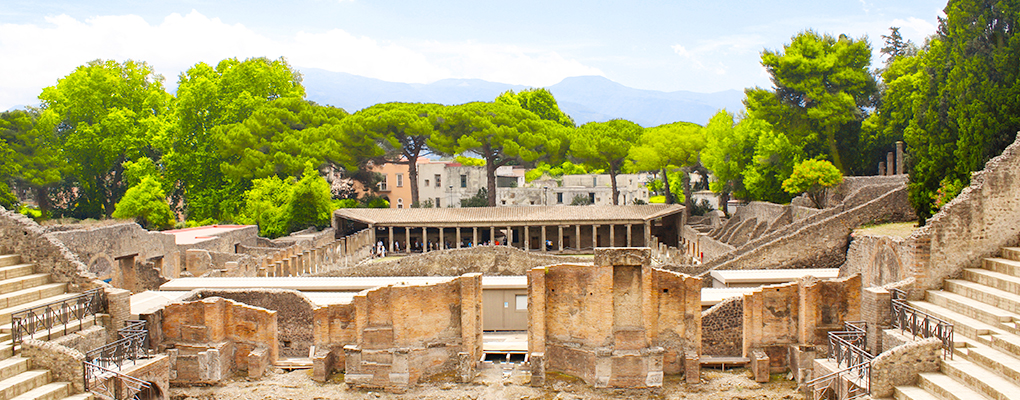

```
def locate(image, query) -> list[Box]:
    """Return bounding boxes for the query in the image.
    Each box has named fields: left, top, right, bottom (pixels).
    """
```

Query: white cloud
left=889, top=17, right=938, bottom=44
left=671, top=34, right=765, bottom=75
left=0, top=10, right=603, bottom=110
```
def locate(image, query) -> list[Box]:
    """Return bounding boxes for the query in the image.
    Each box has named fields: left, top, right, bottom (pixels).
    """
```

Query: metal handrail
left=85, top=320, right=150, bottom=373
left=11, top=288, right=104, bottom=346
left=805, top=361, right=871, bottom=400
left=83, top=360, right=152, bottom=400
left=891, top=288, right=954, bottom=359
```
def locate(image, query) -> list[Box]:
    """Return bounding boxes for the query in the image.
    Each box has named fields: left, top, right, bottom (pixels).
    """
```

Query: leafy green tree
left=163, top=57, right=305, bottom=221
left=702, top=111, right=760, bottom=211
left=455, top=156, right=486, bottom=166
left=460, top=188, right=488, bottom=207
left=0, top=139, right=17, bottom=209
left=0, top=109, right=66, bottom=214
left=236, top=175, right=292, bottom=238
left=122, top=157, right=161, bottom=187
left=570, top=194, right=592, bottom=206
left=495, top=88, right=576, bottom=127
left=38, top=59, right=172, bottom=219
left=571, top=119, right=643, bottom=205
left=112, top=176, right=175, bottom=230
left=629, top=121, right=704, bottom=207
left=745, top=31, right=877, bottom=174
left=782, top=159, right=843, bottom=208
left=743, top=130, right=804, bottom=203
left=903, top=0, right=1020, bottom=221
left=344, top=102, right=439, bottom=206
left=431, top=102, right=568, bottom=206
left=287, top=163, right=333, bottom=232
left=524, top=161, right=596, bottom=182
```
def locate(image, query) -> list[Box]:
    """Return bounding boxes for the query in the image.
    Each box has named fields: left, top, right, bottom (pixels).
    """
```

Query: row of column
left=378, top=222, right=653, bottom=254
left=259, top=228, right=375, bottom=277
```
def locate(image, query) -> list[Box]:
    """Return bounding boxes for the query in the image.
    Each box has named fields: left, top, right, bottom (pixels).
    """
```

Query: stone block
left=248, top=346, right=269, bottom=378
left=751, top=349, right=770, bottom=383
left=684, top=354, right=700, bottom=384
left=530, top=352, right=545, bottom=386
left=457, top=352, right=473, bottom=383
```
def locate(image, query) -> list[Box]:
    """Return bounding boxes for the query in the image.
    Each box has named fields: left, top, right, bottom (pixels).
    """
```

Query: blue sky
left=1, top=0, right=946, bottom=110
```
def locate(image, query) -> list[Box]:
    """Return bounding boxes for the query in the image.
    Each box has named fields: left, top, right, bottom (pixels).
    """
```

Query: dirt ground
left=169, top=364, right=805, bottom=400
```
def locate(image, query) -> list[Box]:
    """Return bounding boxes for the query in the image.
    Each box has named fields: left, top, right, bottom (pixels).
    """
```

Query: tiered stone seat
left=0, top=253, right=93, bottom=400
left=892, top=247, right=1020, bottom=400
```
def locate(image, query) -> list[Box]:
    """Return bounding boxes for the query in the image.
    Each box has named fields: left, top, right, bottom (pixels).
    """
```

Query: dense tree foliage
left=495, top=88, right=576, bottom=127
left=112, top=176, right=175, bottom=230
left=782, top=159, right=843, bottom=208
left=570, top=119, right=643, bottom=205
left=629, top=121, right=704, bottom=207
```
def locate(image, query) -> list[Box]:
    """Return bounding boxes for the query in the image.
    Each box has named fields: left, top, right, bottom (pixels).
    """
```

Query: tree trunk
left=407, top=157, right=420, bottom=206
left=486, top=161, right=498, bottom=207
left=661, top=168, right=673, bottom=205
left=34, top=186, right=50, bottom=216
left=719, top=186, right=730, bottom=217
left=681, top=169, right=692, bottom=217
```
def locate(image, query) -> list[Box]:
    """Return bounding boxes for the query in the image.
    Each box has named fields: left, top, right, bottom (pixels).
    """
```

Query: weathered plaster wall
left=869, top=338, right=942, bottom=398
left=528, top=248, right=701, bottom=388
left=742, top=275, right=861, bottom=372
left=0, top=206, right=104, bottom=292
left=701, top=296, right=743, bottom=357
left=180, top=289, right=314, bottom=358
left=842, top=233, right=929, bottom=289
left=344, top=273, right=483, bottom=389
left=161, top=297, right=278, bottom=384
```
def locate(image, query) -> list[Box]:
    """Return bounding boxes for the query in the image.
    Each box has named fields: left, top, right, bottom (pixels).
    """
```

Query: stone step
left=917, top=372, right=991, bottom=400
left=0, top=316, right=96, bottom=342
left=0, top=370, right=51, bottom=400
left=8, top=382, right=69, bottom=400
left=983, top=258, right=1020, bottom=278
left=893, top=385, right=942, bottom=400
left=0, top=357, right=30, bottom=381
left=0, top=284, right=68, bottom=311
left=964, top=342, right=1020, bottom=385
left=926, top=290, right=1018, bottom=332
left=59, top=393, right=93, bottom=400
left=940, top=358, right=1020, bottom=400
left=905, top=300, right=996, bottom=344
left=989, top=332, right=1020, bottom=358
left=0, top=256, right=21, bottom=269
left=0, top=266, right=35, bottom=282
left=0, top=293, right=83, bottom=326
left=0, top=275, right=52, bottom=296
left=963, top=268, right=1020, bottom=296
left=1000, top=247, right=1020, bottom=263
left=945, top=279, right=1020, bottom=315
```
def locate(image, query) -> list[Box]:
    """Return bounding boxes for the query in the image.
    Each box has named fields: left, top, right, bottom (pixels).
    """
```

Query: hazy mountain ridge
left=300, top=69, right=744, bottom=126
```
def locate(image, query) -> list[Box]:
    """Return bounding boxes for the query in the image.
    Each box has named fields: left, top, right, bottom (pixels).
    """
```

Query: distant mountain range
left=300, top=69, right=745, bottom=127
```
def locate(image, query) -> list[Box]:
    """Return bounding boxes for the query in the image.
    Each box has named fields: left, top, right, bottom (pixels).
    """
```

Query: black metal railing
left=828, top=321, right=872, bottom=369
left=891, top=288, right=954, bottom=359
left=84, top=320, right=152, bottom=400
left=806, top=361, right=871, bottom=400
left=11, top=288, right=104, bottom=346
left=83, top=361, right=152, bottom=400
left=804, top=321, right=872, bottom=400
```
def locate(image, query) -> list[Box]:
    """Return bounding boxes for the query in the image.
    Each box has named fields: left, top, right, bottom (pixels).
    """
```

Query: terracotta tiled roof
left=334, top=204, right=684, bottom=226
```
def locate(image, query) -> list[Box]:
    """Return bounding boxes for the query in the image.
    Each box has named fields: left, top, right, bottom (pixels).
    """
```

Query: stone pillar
left=887, top=152, right=895, bottom=176
left=472, top=227, right=478, bottom=246
left=592, top=225, right=599, bottom=249
left=878, top=161, right=886, bottom=176
left=439, top=227, right=444, bottom=249
left=896, top=141, right=905, bottom=175
left=406, top=227, right=411, bottom=254
left=456, top=227, right=462, bottom=249
left=541, top=225, right=547, bottom=252
left=557, top=225, right=564, bottom=252
left=105, top=287, right=131, bottom=341
left=388, top=227, right=394, bottom=253
left=490, top=227, right=495, bottom=245
left=368, top=223, right=376, bottom=248
left=626, top=224, right=633, bottom=247
left=609, top=224, right=616, bottom=247
left=423, top=227, right=429, bottom=252
left=685, top=353, right=700, bottom=384
left=575, top=225, right=581, bottom=250
left=644, top=221, right=651, bottom=248
left=507, top=226, right=513, bottom=247
left=524, top=226, right=530, bottom=251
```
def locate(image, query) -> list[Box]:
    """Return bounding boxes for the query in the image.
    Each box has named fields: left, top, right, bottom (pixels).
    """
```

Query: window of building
left=425, top=179, right=430, bottom=187
left=460, top=174, right=467, bottom=188
left=592, top=176, right=598, bottom=187
left=435, top=174, right=442, bottom=187
left=515, top=295, right=527, bottom=310
left=379, top=176, right=388, bottom=191
left=589, top=192, right=596, bottom=203
left=397, top=198, right=403, bottom=208
left=396, top=173, right=403, bottom=187
left=557, top=192, right=563, bottom=204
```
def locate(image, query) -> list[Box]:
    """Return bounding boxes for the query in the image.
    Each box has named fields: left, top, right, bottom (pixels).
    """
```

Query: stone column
left=626, top=224, right=632, bottom=247
left=507, top=226, right=513, bottom=247
left=422, top=227, right=429, bottom=252
left=369, top=224, right=376, bottom=248
left=490, top=227, right=496, bottom=245
left=406, top=227, right=411, bottom=254
left=609, top=224, right=616, bottom=247
left=524, top=226, right=530, bottom=251
left=575, top=225, right=580, bottom=250
left=592, top=225, right=599, bottom=249
left=896, top=141, right=905, bottom=175
left=644, top=221, right=651, bottom=247
left=472, top=227, right=478, bottom=246
left=439, top=227, right=445, bottom=249
left=558, top=226, right=564, bottom=252
left=887, top=152, right=895, bottom=176
left=541, top=226, right=547, bottom=253
left=388, top=227, right=394, bottom=253
left=456, top=227, right=462, bottom=249
left=878, top=161, right=886, bottom=176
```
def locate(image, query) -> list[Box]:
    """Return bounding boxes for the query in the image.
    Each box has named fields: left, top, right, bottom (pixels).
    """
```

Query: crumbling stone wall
left=842, top=233, right=930, bottom=289
left=45, top=222, right=179, bottom=283
left=825, top=175, right=908, bottom=208
left=701, top=296, right=743, bottom=356
left=175, top=225, right=259, bottom=254
left=344, top=273, right=483, bottom=390
left=742, top=275, right=861, bottom=372
left=161, top=297, right=278, bottom=384
left=180, top=289, right=314, bottom=358
left=21, top=339, right=87, bottom=393
left=0, top=206, right=103, bottom=292
left=311, top=302, right=356, bottom=382
left=528, top=248, right=702, bottom=388
left=319, top=245, right=591, bottom=277
left=868, top=337, right=941, bottom=398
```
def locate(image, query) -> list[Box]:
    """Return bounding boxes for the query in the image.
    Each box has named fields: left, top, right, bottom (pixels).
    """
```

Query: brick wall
left=701, top=296, right=743, bottom=356
left=0, top=207, right=104, bottom=292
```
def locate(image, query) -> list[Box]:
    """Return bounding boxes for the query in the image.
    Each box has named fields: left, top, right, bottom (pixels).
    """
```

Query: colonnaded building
left=2, top=136, right=1020, bottom=399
